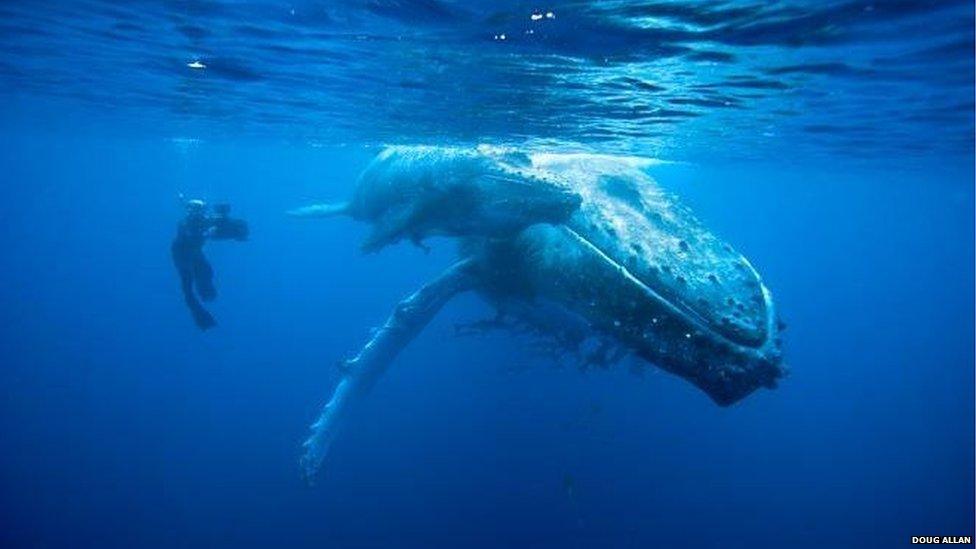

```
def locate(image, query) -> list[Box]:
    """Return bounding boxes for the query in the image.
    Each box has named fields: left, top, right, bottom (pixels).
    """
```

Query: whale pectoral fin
left=361, top=203, right=421, bottom=252
left=287, top=202, right=349, bottom=218
left=300, top=258, right=478, bottom=481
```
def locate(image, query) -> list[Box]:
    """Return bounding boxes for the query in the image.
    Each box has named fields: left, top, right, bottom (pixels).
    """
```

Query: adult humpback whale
left=291, top=146, right=785, bottom=479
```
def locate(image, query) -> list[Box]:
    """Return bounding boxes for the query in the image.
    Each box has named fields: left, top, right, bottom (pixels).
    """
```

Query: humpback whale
left=291, top=146, right=785, bottom=479
left=289, top=146, right=580, bottom=252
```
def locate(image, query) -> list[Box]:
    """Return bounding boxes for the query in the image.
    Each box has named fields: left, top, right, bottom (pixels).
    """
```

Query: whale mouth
left=565, top=227, right=777, bottom=354
left=563, top=225, right=785, bottom=403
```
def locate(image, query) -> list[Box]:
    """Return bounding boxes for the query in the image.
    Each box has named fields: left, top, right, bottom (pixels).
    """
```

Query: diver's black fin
left=189, top=303, right=216, bottom=330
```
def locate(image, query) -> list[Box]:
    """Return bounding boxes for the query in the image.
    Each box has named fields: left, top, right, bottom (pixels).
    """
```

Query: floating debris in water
left=531, top=11, right=554, bottom=21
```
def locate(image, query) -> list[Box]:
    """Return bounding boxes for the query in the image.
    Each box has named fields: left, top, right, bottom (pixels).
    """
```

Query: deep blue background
left=0, top=127, right=971, bottom=548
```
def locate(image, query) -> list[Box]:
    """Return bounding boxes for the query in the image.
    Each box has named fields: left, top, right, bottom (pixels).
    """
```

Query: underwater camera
left=212, top=204, right=249, bottom=241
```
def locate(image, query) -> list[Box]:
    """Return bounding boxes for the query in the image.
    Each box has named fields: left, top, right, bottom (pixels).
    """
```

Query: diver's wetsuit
left=171, top=204, right=248, bottom=330
left=172, top=211, right=218, bottom=329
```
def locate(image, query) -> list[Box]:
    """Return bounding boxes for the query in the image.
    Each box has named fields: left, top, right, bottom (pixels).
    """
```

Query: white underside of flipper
left=300, top=258, right=477, bottom=480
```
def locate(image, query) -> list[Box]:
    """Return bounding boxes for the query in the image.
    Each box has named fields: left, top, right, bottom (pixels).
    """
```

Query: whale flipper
left=300, top=258, right=477, bottom=481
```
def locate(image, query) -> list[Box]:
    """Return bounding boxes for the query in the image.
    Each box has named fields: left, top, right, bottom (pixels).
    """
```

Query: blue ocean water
left=0, top=1, right=973, bottom=548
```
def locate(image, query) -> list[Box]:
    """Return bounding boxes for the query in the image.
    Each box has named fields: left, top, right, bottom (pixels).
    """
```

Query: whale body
left=291, top=146, right=785, bottom=478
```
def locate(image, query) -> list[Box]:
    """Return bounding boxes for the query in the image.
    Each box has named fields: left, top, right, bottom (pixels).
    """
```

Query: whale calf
left=289, top=146, right=581, bottom=251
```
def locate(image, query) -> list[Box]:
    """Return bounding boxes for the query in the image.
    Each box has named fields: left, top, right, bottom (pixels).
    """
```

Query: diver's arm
left=202, top=216, right=220, bottom=239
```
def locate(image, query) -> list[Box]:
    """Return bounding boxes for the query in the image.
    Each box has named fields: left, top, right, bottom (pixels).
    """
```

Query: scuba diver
left=172, top=197, right=249, bottom=330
